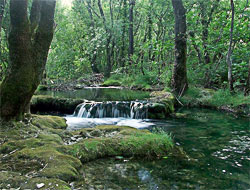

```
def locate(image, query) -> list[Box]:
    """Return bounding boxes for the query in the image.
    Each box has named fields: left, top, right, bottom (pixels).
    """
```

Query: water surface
left=75, top=108, right=249, bottom=190
left=38, top=87, right=150, bottom=101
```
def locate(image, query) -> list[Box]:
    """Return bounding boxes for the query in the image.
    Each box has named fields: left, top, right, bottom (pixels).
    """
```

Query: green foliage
left=102, top=79, right=121, bottom=87
left=204, top=89, right=250, bottom=107
left=105, top=72, right=159, bottom=90
left=181, top=86, right=250, bottom=108
left=0, top=0, right=249, bottom=94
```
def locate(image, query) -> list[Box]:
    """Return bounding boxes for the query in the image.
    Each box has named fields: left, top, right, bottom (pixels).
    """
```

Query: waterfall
left=74, top=101, right=149, bottom=119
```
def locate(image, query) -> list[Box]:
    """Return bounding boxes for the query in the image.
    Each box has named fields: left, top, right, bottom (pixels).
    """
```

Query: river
left=38, top=88, right=250, bottom=189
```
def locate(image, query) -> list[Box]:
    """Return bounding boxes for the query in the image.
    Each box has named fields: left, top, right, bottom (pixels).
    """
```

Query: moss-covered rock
left=31, top=95, right=83, bottom=114
left=0, top=171, right=70, bottom=189
left=37, top=84, right=48, bottom=91
left=147, top=91, right=175, bottom=119
left=65, top=125, right=173, bottom=162
left=13, top=147, right=82, bottom=181
left=0, top=115, right=82, bottom=186
left=0, top=115, right=174, bottom=189
left=32, top=115, right=67, bottom=130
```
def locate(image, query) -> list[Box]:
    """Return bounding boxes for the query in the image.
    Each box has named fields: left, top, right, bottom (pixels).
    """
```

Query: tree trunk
left=200, top=1, right=219, bottom=65
left=245, top=59, right=250, bottom=96
left=148, top=0, right=153, bottom=62
left=97, top=0, right=112, bottom=78
left=171, top=0, right=188, bottom=95
left=0, top=0, right=6, bottom=56
left=128, top=0, right=135, bottom=63
left=226, top=0, right=234, bottom=92
left=0, top=0, right=56, bottom=121
left=86, top=0, right=99, bottom=73
left=120, top=0, right=127, bottom=68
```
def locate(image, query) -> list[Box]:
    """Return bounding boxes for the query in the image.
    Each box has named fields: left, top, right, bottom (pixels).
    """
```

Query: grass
left=181, top=86, right=250, bottom=108
left=103, top=73, right=158, bottom=90
left=205, top=89, right=250, bottom=107
left=102, top=79, right=121, bottom=87
left=68, top=132, right=173, bottom=162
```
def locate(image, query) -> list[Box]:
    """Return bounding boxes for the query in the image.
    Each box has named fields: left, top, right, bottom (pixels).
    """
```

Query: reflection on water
left=38, top=88, right=150, bottom=101
left=75, top=108, right=250, bottom=190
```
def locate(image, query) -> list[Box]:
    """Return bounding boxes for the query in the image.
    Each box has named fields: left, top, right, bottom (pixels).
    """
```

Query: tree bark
left=0, top=0, right=6, bottom=56
left=200, top=0, right=219, bottom=65
left=245, top=59, right=250, bottom=96
left=120, top=0, right=127, bottom=68
left=171, top=0, right=188, bottom=95
left=97, top=0, right=112, bottom=78
left=0, top=0, right=56, bottom=121
left=226, top=0, right=234, bottom=92
left=128, top=0, right=135, bottom=62
left=148, top=0, right=153, bottom=62
left=86, top=0, right=99, bottom=73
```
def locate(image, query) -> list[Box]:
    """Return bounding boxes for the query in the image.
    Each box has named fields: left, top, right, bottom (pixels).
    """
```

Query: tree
left=86, top=0, right=100, bottom=73
left=245, top=59, right=250, bottom=96
left=171, top=0, right=188, bottom=95
left=0, top=0, right=6, bottom=55
left=226, top=0, right=234, bottom=92
left=128, top=0, right=135, bottom=62
left=0, top=0, right=56, bottom=121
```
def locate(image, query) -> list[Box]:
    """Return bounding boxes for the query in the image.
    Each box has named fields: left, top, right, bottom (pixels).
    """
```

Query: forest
left=0, top=0, right=249, bottom=189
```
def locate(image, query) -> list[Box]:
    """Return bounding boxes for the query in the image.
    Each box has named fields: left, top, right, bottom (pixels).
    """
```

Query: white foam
left=65, top=116, right=155, bottom=130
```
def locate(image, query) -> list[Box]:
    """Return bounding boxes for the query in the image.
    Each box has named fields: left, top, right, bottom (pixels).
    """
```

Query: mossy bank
left=179, top=87, right=250, bottom=117
left=0, top=115, right=174, bottom=189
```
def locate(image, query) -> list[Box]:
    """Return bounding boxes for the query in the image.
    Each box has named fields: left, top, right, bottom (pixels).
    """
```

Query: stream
left=73, top=108, right=249, bottom=190
left=39, top=89, right=250, bottom=189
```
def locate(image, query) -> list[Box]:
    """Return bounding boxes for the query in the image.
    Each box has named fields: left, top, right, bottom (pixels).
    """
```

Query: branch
left=30, top=0, right=41, bottom=35
left=34, top=0, right=56, bottom=69
left=86, top=0, right=100, bottom=19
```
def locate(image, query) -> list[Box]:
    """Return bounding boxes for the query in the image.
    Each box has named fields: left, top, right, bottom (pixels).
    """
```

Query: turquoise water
left=75, top=108, right=249, bottom=190
left=40, top=89, right=249, bottom=189
left=38, top=87, right=150, bottom=101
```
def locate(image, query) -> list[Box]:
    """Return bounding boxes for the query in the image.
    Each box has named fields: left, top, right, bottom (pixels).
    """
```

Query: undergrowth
left=181, top=86, right=250, bottom=108
left=104, top=73, right=159, bottom=89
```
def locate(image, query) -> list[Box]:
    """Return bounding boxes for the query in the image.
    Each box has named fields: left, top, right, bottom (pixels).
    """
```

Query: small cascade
left=74, top=101, right=150, bottom=119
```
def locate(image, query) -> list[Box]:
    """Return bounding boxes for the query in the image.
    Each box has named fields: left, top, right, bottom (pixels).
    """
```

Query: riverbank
left=178, top=87, right=250, bottom=118
left=0, top=115, right=174, bottom=189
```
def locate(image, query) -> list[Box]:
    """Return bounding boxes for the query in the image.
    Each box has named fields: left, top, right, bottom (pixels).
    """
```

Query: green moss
left=22, top=177, right=71, bottom=190
left=13, top=147, right=82, bottom=181
left=0, top=172, right=70, bottom=189
left=67, top=128, right=173, bottom=162
left=0, top=171, right=27, bottom=188
left=147, top=91, right=175, bottom=119
left=0, top=116, right=174, bottom=188
left=32, top=115, right=67, bottom=130
left=180, top=86, right=250, bottom=116
left=102, top=79, right=121, bottom=87
left=96, top=125, right=137, bottom=132
left=37, top=84, right=48, bottom=91
left=172, top=113, right=188, bottom=119
left=31, top=95, right=83, bottom=114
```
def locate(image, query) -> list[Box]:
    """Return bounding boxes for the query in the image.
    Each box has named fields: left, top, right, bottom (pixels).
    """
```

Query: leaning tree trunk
left=0, top=0, right=56, bottom=121
left=171, top=0, right=188, bottom=95
left=226, top=0, right=234, bottom=92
